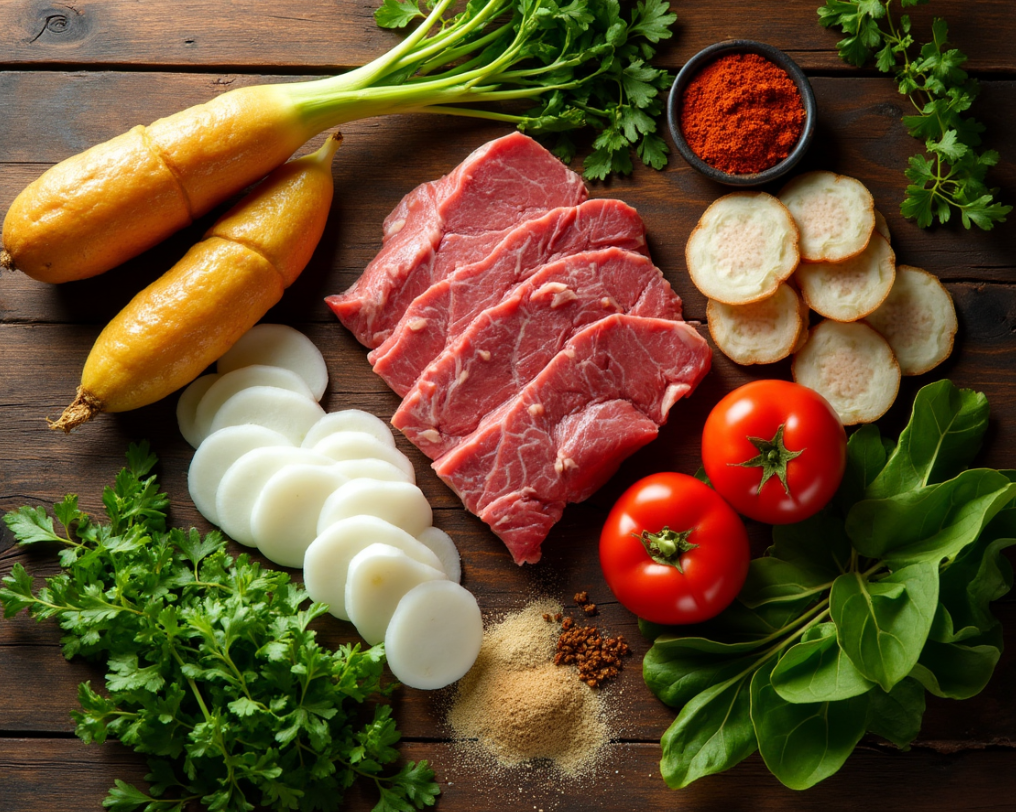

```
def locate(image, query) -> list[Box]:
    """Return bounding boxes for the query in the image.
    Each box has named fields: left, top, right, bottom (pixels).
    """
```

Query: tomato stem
left=635, top=526, right=699, bottom=573
left=732, top=423, right=804, bottom=496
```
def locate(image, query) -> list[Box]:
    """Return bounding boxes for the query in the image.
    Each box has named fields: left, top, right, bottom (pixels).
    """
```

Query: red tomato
left=599, top=473, right=750, bottom=625
left=702, top=380, right=847, bottom=525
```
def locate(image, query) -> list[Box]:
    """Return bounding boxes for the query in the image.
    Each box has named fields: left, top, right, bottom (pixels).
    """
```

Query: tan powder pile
left=446, top=600, right=609, bottom=775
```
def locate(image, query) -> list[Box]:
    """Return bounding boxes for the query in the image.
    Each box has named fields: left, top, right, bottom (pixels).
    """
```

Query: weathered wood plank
left=2, top=738, right=1015, bottom=812
left=1, top=0, right=1014, bottom=73
left=1, top=73, right=1014, bottom=329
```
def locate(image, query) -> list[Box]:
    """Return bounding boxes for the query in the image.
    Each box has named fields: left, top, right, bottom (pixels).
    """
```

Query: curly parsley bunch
left=1, top=443, right=438, bottom=812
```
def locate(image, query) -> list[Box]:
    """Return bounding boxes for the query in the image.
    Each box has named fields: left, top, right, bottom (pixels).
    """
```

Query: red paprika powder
left=680, top=53, right=805, bottom=175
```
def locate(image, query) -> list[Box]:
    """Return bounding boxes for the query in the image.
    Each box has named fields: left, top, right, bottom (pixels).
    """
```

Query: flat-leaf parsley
left=818, top=0, right=1010, bottom=230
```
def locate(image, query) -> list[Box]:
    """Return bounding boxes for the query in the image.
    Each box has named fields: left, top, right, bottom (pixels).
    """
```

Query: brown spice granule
left=573, top=590, right=597, bottom=617
left=554, top=618, right=631, bottom=689
left=447, top=601, right=608, bottom=775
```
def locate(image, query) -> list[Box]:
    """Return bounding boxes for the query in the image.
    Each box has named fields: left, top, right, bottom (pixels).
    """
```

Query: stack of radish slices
left=687, top=171, right=957, bottom=424
left=177, top=323, right=482, bottom=690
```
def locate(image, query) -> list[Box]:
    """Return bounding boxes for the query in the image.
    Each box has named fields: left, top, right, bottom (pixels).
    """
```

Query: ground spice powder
left=447, top=600, right=608, bottom=775
left=680, top=53, right=805, bottom=175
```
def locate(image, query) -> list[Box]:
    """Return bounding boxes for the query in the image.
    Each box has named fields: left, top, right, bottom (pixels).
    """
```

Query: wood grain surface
left=1, top=2, right=1014, bottom=810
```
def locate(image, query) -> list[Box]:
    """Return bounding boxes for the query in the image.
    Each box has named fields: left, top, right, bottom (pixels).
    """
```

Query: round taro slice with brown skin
left=685, top=192, right=800, bottom=305
left=795, top=232, right=896, bottom=322
left=707, top=283, right=805, bottom=365
left=792, top=320, right=900, bottom=425
left=866, top=265, right=958, bottom=375
left=779, top=171, right=875, bottom=263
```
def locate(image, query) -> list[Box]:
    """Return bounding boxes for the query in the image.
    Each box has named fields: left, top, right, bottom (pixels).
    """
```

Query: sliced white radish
left=779, top=171, right=875, bottom=263
left=792, top=320, right=900, bottom=425
left=685, top=192, right=799, bottom=305
left=208, top=386, right=325, bottom=445
left=215, top=446, right=334, bottom=546
left=188, top=425, right=292, bottom=526
left=312, top=432, right=415, bottom=482
left=303, top=516, right=446, bottom=620
left=177, top=374, right=219, bottom=448
left=302, top=410, right=396, bottom=450
left=866, top=265, right=957, bottom=375
left=415, top=526, right=461, bottom=584
left=217, top=323, right=329, bottom=400
left=795, top=232, right=895, bottom=322
left=346, top=543, right=446, bottom=645
left=330, top=458, right=413, bottom=484
left=250, top=465, right=350, bottom=568
left=192, top=365, right=315, bottom=445
left=706, top=283, right=805, bottom=365
left=316, top=479, right=433, bottom=537
left=385, top=580, right=483, bottom=690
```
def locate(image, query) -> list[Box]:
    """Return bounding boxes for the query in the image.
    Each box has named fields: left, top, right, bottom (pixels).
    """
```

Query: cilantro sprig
left=370, top=0, right=678, bottom=180
left=818, top=0, right=1011, bottom=229
left=1, top=442, right=439, bottom=812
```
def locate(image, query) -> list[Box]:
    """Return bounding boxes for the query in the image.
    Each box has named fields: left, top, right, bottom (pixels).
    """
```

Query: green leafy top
left=1, top=443, right=439, bottom=812
left=818, top=0, right=1010, bottom=229
left=643, top=380, right=1016, bottom=791
left=317, top=0, right=678, bottom=180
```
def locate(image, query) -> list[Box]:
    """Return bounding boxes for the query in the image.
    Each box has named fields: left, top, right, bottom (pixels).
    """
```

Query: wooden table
left=1, top=2, right=1014, bottom=810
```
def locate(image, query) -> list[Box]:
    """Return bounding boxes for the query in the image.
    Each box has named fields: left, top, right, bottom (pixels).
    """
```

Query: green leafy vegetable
left=1, top=443, right=439, bottom=812
left=644, top=380, right=1016, bottom=790
left=356, top=0, right=678, bottom=180
left=817, top=1, right=1010, bottom=229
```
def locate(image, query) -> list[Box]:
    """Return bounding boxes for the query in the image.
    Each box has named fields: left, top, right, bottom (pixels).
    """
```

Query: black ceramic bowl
left=667, top=40, right=816, bottom=186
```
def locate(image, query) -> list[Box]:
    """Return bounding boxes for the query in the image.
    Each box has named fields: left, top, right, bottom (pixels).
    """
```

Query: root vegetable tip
left=50, top=386, right=103, bottom=433
left=0, top=249, right=15, bottom=272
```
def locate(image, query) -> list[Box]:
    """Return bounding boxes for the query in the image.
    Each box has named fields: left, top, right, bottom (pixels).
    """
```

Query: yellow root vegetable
left=50, top=133, right=342, bottom=433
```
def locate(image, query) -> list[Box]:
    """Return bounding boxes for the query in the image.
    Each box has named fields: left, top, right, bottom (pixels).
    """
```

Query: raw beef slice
left=392, top=247, right=682, bottom=459
left=369, top=198, right=649, bottom=396
left=326, top=132, right=587, bottom=348
left=432, top=314, right=712, bottom=565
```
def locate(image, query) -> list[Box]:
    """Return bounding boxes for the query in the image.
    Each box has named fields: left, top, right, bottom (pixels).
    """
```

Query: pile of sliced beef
left=327, top=133, right=711, bottom=565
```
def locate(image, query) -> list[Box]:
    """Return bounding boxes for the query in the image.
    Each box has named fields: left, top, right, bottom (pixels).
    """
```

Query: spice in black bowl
left=668, top=40, right=816, bottom=185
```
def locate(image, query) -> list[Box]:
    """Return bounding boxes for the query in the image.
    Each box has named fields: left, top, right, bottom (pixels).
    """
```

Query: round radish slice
left=217, top=324, right=329, bottom=400
left=330, top=458, right=413, bottom=484
left=209, top=386, right=325, bottom=445
left=385, top=580, right=482, bottom=690
left=345, top=543, right=446, bottom=645
left=188, top=425, right=292, bottom=525
left=251, top=465, right=349, bottom=568
left=177, top=374, right=219, bottom=448
left=303, top=516, right=446, bottom=620
left=316, top=479, right=432, bottom=537
left=415, top=526, right=461, bottom=584
left=312, top=432, right=415, bottom=482
left=302, top=410, right=395, bottom=449
left=215, top=446, right=334, bottom=546
left=193, top=365, right=315, bottom=444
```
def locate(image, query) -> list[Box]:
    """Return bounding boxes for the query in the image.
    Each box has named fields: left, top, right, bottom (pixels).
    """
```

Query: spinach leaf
left=934, top=509, right=1016, bottom=641
left=751, top=661, right=870, bottom=790
left=847, top=469, right=1016, bottom=566
left=866, top=677, right=926, bottom=750
left=769, top=511, right=851, bottom=578
left=830, top=562, right=939, bottom=691
left=867, top=381, right=989, bottom=498
left=739, top=557, right=832, bottom=609
left=910, top=625, right=1004, bottom=700
left=770, top=622, right=874, bottom=703
left=660, top=662, right=767, bottom=788
left=835, top=423, right=888, bottom=512
left=644, top=636, right=768, bottom=709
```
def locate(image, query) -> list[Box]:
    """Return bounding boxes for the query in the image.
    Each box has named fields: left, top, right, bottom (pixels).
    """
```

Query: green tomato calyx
left=733, top=423, right=804, bottom=496
left=635, top=526, right=699, bottom=573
